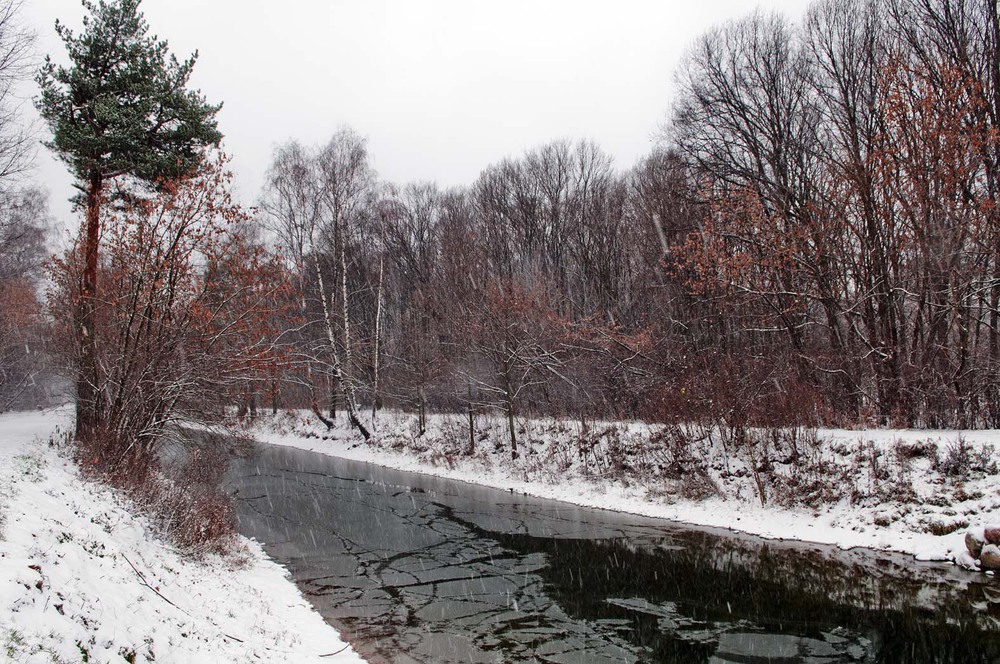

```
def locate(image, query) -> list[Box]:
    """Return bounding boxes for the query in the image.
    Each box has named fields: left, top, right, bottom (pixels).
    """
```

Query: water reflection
left=226, top=445, right=1000, bottom=663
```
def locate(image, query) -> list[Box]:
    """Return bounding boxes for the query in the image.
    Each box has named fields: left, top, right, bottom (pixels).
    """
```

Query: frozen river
left=226, top=443, right=1000, bottom=663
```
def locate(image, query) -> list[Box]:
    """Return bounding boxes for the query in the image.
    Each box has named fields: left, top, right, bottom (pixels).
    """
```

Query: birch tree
left=261, top=131, right=374, bottom=440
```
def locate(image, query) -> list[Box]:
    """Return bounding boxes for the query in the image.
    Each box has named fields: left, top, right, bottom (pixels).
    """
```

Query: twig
left=320, top=644, right=352, bottom=657
left=122, top=553, right=189, bottom=615
left=121, top=553, right=332, bottom=652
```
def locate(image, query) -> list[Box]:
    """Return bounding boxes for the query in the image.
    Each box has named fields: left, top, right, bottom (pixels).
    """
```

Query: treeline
left=5, top=0, right=999, bottom=449
left=0, top=187, right=51, bottom=410
left=669, top=0, right=1000, bottom=429
left=260, top=135, right=663, bottom=452
left=0, top=0, right=53, bottom=412
left=257, top=0, right=1000, bottom=444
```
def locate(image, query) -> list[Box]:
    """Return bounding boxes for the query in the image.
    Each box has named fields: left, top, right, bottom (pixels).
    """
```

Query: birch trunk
left=314, top=254, right=370, bottom=440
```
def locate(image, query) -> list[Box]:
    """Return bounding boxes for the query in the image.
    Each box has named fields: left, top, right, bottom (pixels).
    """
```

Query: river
left=226, top=443, right=1000, bottom=663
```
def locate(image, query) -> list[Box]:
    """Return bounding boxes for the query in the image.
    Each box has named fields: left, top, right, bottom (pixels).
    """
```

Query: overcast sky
left=20, top=0, right=813, bottom=229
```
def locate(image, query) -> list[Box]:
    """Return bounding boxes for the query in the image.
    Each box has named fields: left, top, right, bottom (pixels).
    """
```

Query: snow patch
left=0, top=408, right=364, bottom=663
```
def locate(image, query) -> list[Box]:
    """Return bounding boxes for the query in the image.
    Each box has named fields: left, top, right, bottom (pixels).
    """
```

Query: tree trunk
left=76, top=170, right=103, bottom=443
left=307, top=363, right=334, bottom=429
left=313, top=254, right=370, bottom=440
left=467, top=406, right=475, bottom=455
left=506, top=388, right=518, bottom=459
left=335, top=212, right=371, bottom=440
left=329, top=374, right=339, bottom=420
left=371, top=257, right=384, bottom=430
left=987, top=1, right=1000, bottom=425
left=467, top=383, right=475, bottom=455
left=271, top=374, right=279, bottom=416
left=311, top=401, right=334, bottom=430
left=737, top=425, right=767, bottom=507
left=418, top=388, right=426, bottom=436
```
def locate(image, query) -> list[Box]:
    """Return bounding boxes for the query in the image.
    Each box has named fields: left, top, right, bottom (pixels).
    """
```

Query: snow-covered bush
left=73, top=427, right=245, bottom=556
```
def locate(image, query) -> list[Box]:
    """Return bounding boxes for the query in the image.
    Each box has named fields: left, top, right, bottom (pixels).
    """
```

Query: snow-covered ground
left=0, top=408, right=365, bottom=664
left=251, top=410, right=1000, bottom=568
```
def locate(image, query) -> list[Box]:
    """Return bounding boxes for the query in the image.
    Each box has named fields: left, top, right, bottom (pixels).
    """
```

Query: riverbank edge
left=0, top=408, right=366, bottom=663
left=249, top=410, right=1000, bottom=570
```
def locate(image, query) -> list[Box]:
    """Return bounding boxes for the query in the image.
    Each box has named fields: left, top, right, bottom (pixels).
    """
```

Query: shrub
left=74, top=428, right=242, bottom=556
left=679, top=469, right=722, bottom=500
left=936, top=437, right=971, bottom=478
left=925, top=520, right=969, bottom=536
left=894, top=439, right=938, bottom=462
left=157, top=484, right=239, bottom=555
left=931, top=436, right=998, bottom=479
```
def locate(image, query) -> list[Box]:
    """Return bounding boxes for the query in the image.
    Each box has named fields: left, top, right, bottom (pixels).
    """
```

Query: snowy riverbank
left=0, top=408, right=364, bottom=663
left=251, top=410, right=1000, bottom=567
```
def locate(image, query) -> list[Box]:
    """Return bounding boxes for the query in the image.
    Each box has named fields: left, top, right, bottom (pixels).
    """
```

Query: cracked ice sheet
left=228, top=445, right=994, bottom=664
left=231, top=449, right=658, bottom=662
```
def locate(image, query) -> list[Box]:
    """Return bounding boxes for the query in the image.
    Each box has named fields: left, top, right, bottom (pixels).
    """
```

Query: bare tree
left=0, top=186, right=48, bottom=411
left=0, top=0, right=34, bottom=189
left=47, top=159, right=286, bottom=471
left=259, top=141, right=334, bottom=420
left=374, top=182, right=446, bottom=432
left=0, top=0, right=44, bottom=411
left=456, top=280, right=569, bottom=458
left=260, top=130, right=375, bottom=439
left=245, top=0, right=1000, bottom=434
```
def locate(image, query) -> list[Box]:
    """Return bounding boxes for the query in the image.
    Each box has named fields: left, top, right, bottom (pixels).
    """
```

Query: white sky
left=19, top=0, right=813, bottom=229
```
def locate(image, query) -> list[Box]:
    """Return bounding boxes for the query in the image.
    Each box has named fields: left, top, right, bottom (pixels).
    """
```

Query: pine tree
left=35, top=0, right=222, bottom=441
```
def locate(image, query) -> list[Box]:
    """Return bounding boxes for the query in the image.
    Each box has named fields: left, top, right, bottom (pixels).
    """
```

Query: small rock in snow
left=980, top=544, right=1000, bottom=571
left=966, top=529, right=986, bottom=558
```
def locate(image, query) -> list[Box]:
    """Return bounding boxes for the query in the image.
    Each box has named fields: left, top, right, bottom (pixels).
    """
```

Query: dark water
left=225, top=444, right=1000, bottom=663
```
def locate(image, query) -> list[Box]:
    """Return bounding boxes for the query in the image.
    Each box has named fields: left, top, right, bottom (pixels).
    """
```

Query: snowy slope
left=251, top=410, right=1000, bottom=567
left=0, top=408, right=365, bottom=664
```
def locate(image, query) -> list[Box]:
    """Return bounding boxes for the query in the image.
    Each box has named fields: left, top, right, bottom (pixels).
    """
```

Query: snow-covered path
left=0, top=408, right=365, bottom=663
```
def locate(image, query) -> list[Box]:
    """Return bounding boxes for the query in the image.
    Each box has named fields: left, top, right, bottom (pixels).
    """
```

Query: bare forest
left=0, top=0, right=51, bottom=412
left=257, top=0, right=1000, bottom=457
left=4, top=0, right=1000, bottom=468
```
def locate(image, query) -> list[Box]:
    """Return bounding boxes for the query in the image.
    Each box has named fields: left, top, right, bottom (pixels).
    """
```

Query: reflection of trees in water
left=484, top=528, right=1000, bottom=663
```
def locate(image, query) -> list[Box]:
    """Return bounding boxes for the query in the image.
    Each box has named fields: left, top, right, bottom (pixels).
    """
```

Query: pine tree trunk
left=76, top=170, right=103, bottom=443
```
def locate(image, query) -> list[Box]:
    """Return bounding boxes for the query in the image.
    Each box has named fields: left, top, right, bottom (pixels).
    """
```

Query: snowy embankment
left=252, top=410, right=1000, bottom=567
left=0, top=408, right=364, bottom=663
